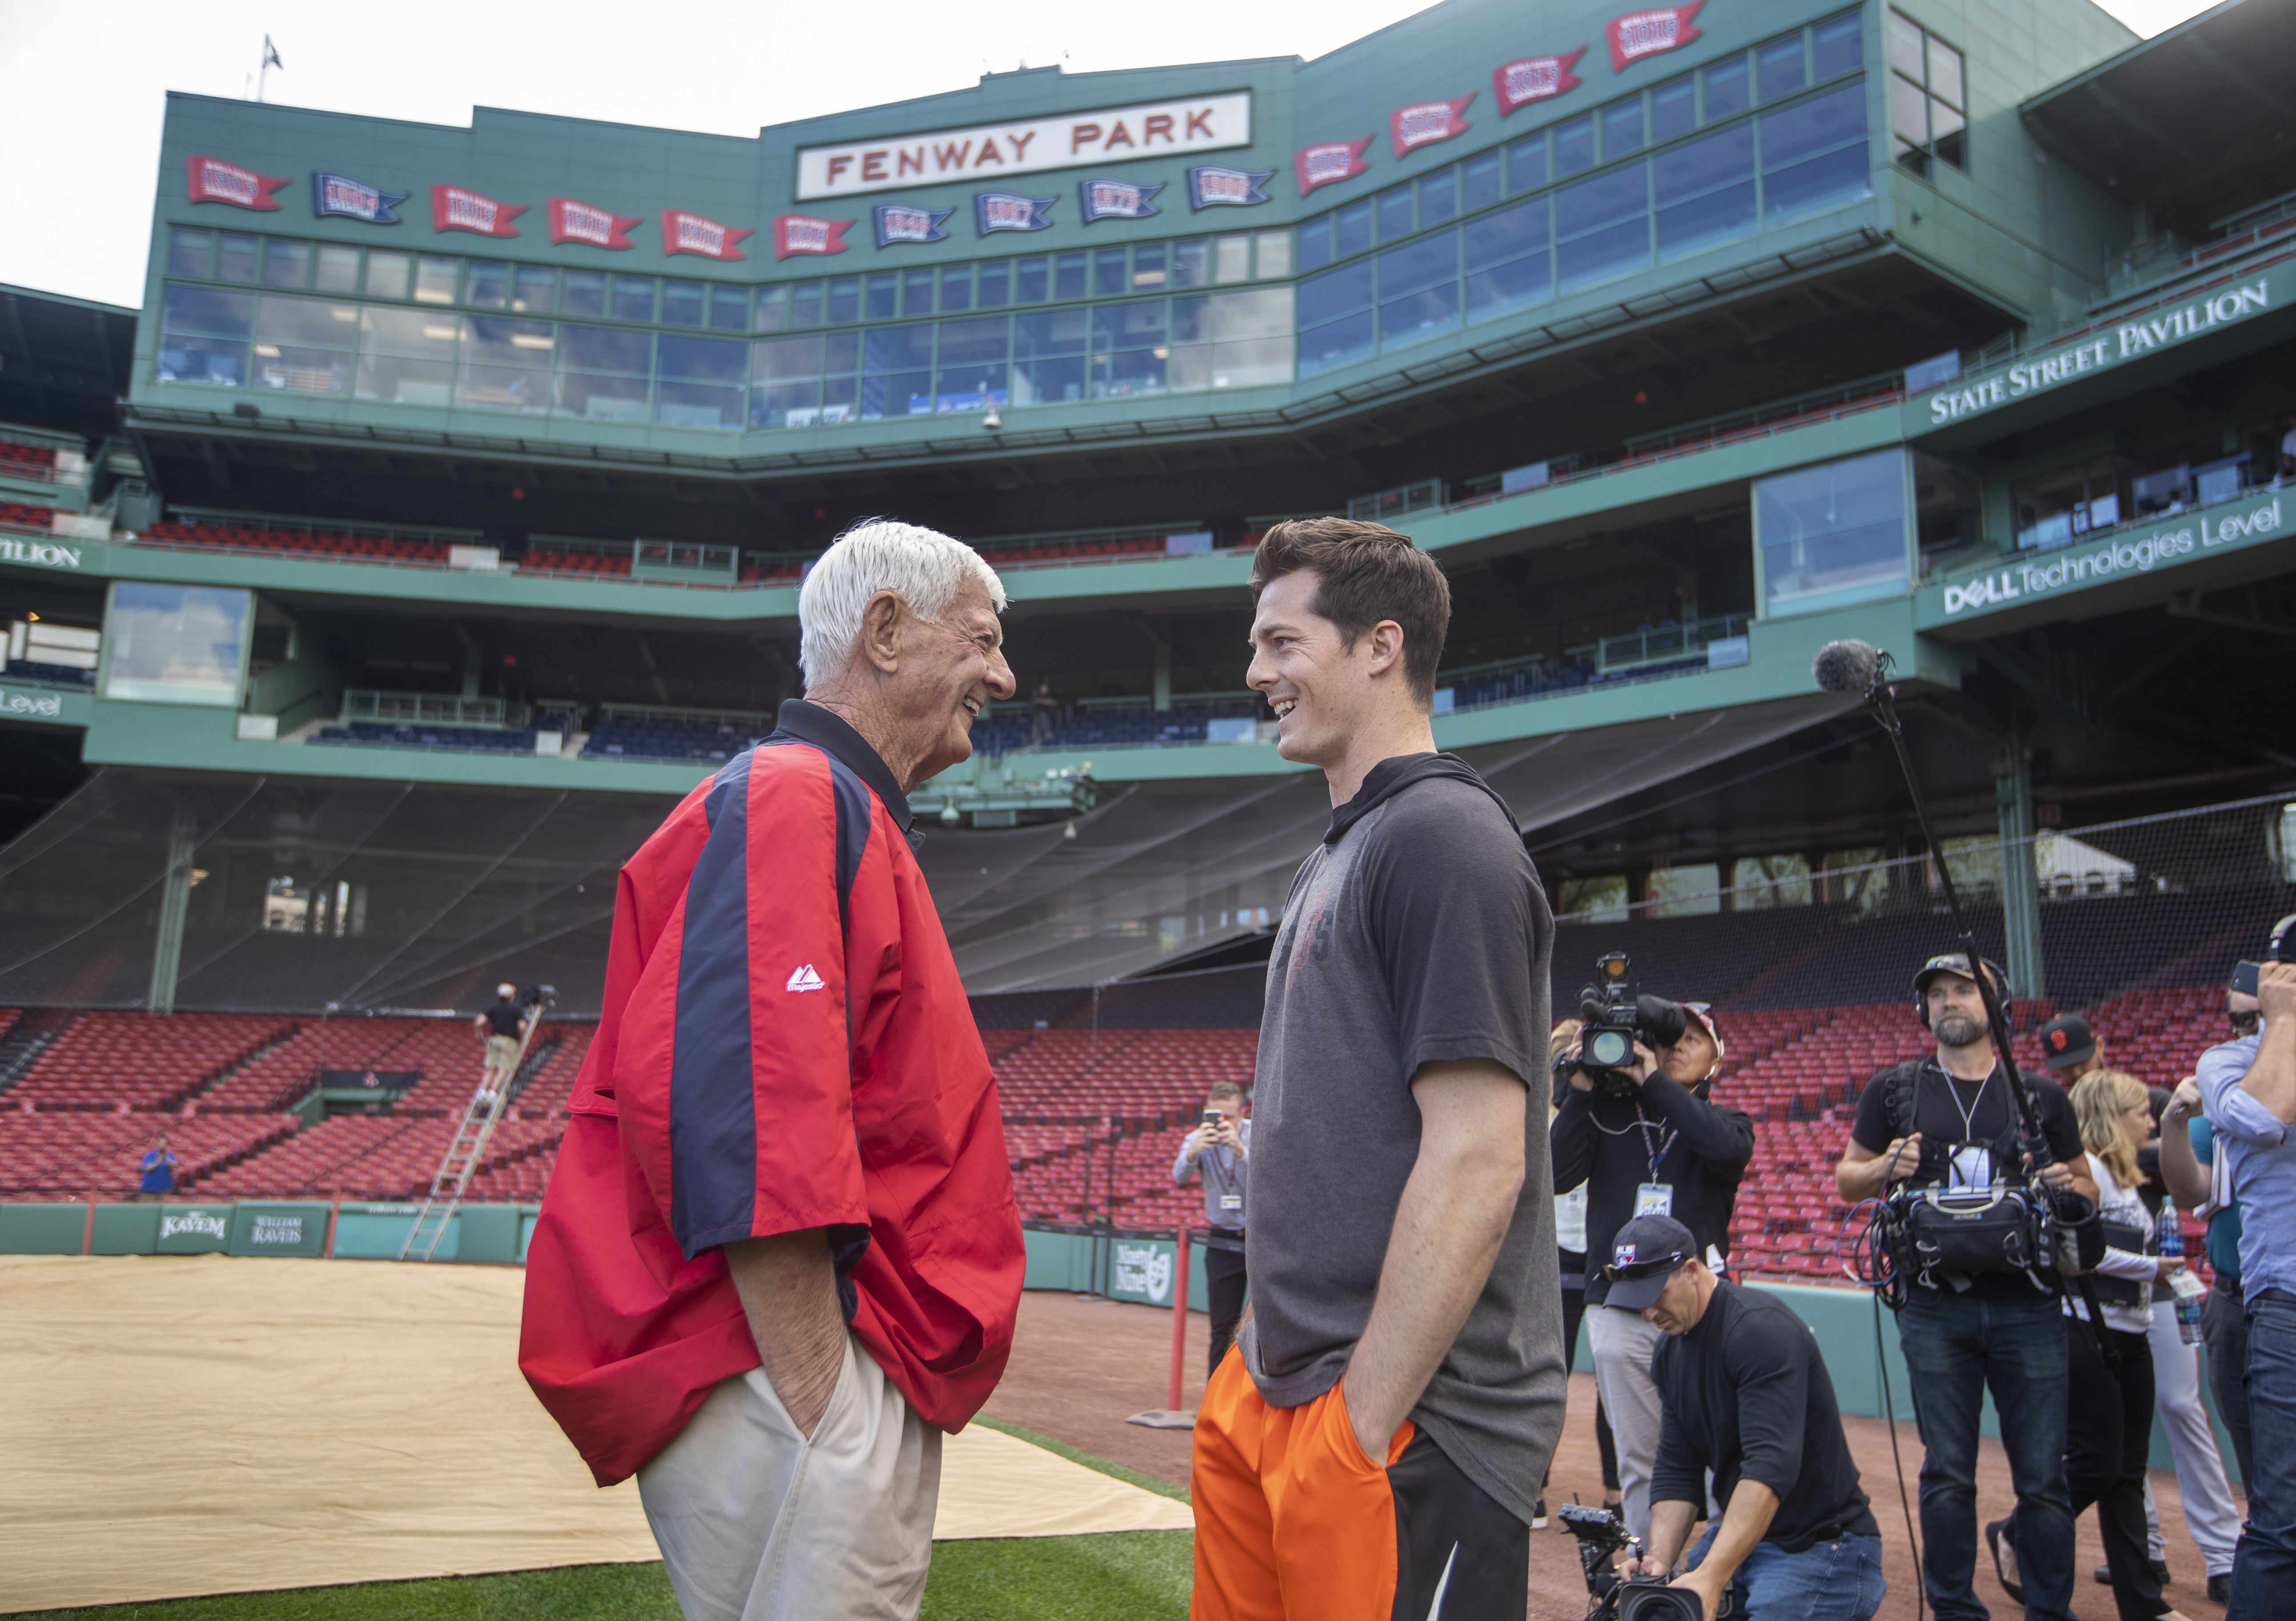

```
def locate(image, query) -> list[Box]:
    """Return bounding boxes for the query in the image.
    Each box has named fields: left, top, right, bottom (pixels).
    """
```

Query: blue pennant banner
left=975, top=192, right=1056, bottom=234
left=312, top=172, right=407, bottom=225
left=874, top=203, right=954, bottom=247
left=1186, top=166, right=1274, bottom=211
left=1078, top=178, right=1164, bottom=223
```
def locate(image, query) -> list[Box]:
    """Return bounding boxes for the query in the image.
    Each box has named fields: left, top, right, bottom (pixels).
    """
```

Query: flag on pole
left=263, top=36, right=283, bottom=70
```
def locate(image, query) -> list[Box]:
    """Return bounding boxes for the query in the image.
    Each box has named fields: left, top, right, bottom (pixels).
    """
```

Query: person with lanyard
left=1552, top=997, right=1751, bottom=1545
left=1834, top=952, right=2096, bottom=1621
left=1174, top=1079, right=1252, bottom=1379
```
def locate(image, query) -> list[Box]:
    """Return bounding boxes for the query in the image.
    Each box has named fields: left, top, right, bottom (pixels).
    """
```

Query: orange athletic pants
left=1189, top=1349, right=1417, bottom=1621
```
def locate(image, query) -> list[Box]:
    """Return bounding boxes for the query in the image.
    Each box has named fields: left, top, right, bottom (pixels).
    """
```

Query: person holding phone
left=1176, top=1080, right=1252, bottom=1376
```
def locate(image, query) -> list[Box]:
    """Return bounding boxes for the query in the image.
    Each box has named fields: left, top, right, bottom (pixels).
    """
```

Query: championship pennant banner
left=312, top=172, right=405, bottom=224
left=431, top=184, right=524, bottom=238
left=1188, top=166, right=1273, bottom=211
left=874, top=203, right=953, bottom=246
left=187, top=155, right=288, bottom=211
left=549, top=197, right=640, bottom=250
left=1295, top=136, right=1373, bottom=198
left=1606, top=2, right=1704, bottom=72
left=1494, top=49, right=1587, bottom=115
left=976, top=192, right=1055, bottom=234
left=1080, top=179, right=1162, bottom=222
left=663, top=209, right=752, bottom=260
left=773, top=214, right=853, bottom=259
left=1390, top=95, right=1475, bottom=159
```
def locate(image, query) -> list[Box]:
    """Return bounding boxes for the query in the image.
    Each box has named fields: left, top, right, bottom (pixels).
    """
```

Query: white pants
left=638, top=1333, right=941, bottom=1621
left=1588, top=1304, right=1668, bottom=1542
left=2144, top=1300, right=2242, bottom=1577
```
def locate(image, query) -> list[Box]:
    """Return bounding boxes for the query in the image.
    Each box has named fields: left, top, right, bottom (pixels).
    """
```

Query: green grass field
left=15, top=1420, right=1194, bottom=1621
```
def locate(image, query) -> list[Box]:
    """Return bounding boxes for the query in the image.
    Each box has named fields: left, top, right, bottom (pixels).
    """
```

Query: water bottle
left=2159, top=1196, right=2204, bottom=1346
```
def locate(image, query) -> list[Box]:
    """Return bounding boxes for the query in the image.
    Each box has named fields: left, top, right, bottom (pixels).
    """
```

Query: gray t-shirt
left=1239, top=753, right=1562, bottom=1525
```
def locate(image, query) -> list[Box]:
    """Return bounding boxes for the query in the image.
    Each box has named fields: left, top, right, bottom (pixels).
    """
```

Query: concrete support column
left=147, top=803, right=196, bottom=1014
left=1994, top=741, right=2045, bottom=1003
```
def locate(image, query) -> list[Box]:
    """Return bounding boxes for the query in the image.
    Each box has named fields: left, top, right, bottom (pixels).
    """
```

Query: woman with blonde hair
left=2063, top=1069, right=2193, bottom=1621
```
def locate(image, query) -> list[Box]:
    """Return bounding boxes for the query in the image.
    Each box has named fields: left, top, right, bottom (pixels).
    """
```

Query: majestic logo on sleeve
left=1187, top=166, right=1275, bottom=211
left=772, top=214, right=854, bottom=260
left=1295, top=136, right=1374, bottom=197
left=1493, top=49, right=1588, bottom=115
left=430, top=185, right=525, bottom=238
left=186, top=155, right=288, bottom=211
left=1078, top=179, right=1163, bottom=223
left=663, top=209, right=752, bottom=261
left=1606, top=3, right=1705, bottom=72
left=312, top=172, right=406, bottom=224
left=975, top=192, right=1056, bottom=234
left=874, top=203, right=954, bottom=247
left=548, top=197, right=641, bottom=250
left=1389, top=95, right=1475, bottom=159
left=785, top=964, right=827, bottom=993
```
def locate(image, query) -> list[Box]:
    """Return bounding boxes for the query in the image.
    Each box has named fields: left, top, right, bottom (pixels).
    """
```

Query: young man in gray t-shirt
left=1190, top=518, right=1562, bottom=1621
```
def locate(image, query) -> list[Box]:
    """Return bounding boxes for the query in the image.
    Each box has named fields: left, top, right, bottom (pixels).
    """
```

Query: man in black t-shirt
left=474, top=982, right=529, bottom=1107
left=1834, top=954, right=2095, bottom=1621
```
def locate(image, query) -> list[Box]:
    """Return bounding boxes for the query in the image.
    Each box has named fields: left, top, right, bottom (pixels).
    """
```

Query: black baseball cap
left=1604, top=1214, right=1696, bottom=1311
left=2036, top=1015, right=2096, bottom=1072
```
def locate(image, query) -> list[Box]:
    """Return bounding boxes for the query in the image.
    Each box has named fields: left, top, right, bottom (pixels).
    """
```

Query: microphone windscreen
left=1812, top=639, right=1880, bottom=695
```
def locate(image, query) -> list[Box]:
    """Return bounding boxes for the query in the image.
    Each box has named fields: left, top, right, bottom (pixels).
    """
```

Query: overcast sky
left=0, top=0, right=2218, bottom=310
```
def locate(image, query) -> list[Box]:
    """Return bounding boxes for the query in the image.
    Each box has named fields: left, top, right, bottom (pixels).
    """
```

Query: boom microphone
left=1812, top=639, right=1882, bottom=696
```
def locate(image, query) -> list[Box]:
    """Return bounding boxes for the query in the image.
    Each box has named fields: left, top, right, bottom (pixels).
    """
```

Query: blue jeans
left=2232, top=1293, right=2296, bottom=1618
left=1896, top=1291, right=2075, bottom=1621
left=1686, top=1525, right=1886, bottom=1621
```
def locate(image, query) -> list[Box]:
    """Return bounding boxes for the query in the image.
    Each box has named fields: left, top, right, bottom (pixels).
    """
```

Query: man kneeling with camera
left=1612, top=1214, right=1885, bottom=1621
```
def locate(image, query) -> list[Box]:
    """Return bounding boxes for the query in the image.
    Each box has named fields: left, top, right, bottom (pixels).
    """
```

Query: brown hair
left=1206, top=1080, right=1246, bottom=1105
left=1250, top=518, right=1451, bottom=704
left=2071, top=1069, right=2149, bottom=1192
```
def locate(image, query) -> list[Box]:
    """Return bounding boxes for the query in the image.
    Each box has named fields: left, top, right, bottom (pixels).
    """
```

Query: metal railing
left=339, top=690, right=520, bottom=727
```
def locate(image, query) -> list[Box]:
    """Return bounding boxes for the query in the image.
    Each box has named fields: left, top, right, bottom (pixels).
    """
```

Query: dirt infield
left=991, top=1291, right=2238, bottom=1621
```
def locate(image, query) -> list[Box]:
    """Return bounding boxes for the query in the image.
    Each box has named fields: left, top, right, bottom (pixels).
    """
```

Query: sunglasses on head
left=1605, top=1249, right=1687, bottom=1282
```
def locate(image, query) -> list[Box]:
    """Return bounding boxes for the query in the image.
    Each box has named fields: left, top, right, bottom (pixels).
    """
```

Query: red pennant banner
left=772, top=215, right=854, bottom=260
left=1493, top=48, right=1588, bottom=116
left=1295, top=135, right=1375, bottom=197
left=185, top=155, right=288, bottom=211
left=430, top=184, right=525, bottom=239
left=663, top=210, right=753, bottom=262
left=548, top=197, right=641, bottom=250
left=1605, top=2, right=1705, bottom=73
left=1389, top=95, right=1476, bottom=160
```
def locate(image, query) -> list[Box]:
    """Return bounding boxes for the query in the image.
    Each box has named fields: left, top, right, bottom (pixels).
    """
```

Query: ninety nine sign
left=796, top=92, right=1252, bottom=200
left=1927, top=493, right=2285, bottom=623
left=1925, top=278, right=2271, bottom=427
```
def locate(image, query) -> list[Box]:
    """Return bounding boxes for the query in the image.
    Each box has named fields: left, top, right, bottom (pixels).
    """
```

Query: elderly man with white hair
left=520, top=519, right=1024, bottom=1621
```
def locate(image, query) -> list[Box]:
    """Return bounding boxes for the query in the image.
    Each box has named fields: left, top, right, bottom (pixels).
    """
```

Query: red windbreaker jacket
left=519, top=701, right=1024, bottom=1487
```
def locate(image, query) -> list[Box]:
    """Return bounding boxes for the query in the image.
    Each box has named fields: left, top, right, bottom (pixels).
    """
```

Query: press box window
left=1889, top=12, right=1966, bottom=176
left=2013, top=457, right=2124, bottom=551
left=100, top=583, right=252, bottom=707
left=1756, top=449, right=1911, bottom=616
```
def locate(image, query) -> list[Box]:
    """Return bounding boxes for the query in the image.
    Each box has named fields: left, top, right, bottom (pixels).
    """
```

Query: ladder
left=399, top=1005, right=546, bottom=1262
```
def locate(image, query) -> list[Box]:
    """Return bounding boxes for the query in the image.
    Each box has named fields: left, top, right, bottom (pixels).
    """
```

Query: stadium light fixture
left=982, top=407, right=1003, bottom=431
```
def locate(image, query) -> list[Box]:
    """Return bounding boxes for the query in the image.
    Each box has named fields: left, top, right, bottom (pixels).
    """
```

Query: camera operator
left=1174, top=1081, right=1251, bottom=1377
left=1834, top=953, right=2094, bottom=1621
left=1607, top=1214, right=1884, bottom=1621
left=1554, top=996, right=1753, bottom=1541
left=2194, top=918, right=2296, bottom=1615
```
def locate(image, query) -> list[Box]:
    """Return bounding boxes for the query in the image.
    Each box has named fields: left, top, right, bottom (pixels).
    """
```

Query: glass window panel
left=261, top=239, right=310, bottom=288
left=1463, top=196, right=1550, bottom=271
left=1093, top=248, right=1128, bottom=296
left=1212, top=287, right=1292, bottom=340
left=755, top=285, right=791, bottom=331
left=658, top=333, right=746, bottom=383
left=937, top=314, right=1011, bottom=364
left=863, top=273, right=897, bottom=320
left=1256, top=231, right=1292, bottom=278
left=1014, top=307, right=1090, bottom=357
left=1173, top=238, right=1213, bottom=286
left=1093, top=302, right=1167, bottom=351
left=1466, top=252, right=1552, bottom=322
left=1556, top=167, right=1652, bottom=292
left=313, top=245, right=361, bottom=294
left=1768, top=83, right=1872, bottom=168
left=1094, top=345, right=1164, bottom=399
left=1170, top=295, right=1210, bottom=344
left=707, top=284, right=747, bottom=331
left=555, top=369, right=649, bottom=422
left=940, top=264, right=974, bottom=311
left=1133, top=243, right=1168, bottom=287
left=1299, top=261, right=1376, bottom=327
left=1757, top=36, right=1808, bottom=99
left=608, top=276, right=654, bottom=322
left=101, top=583, right=250, bottom=707
left=156, top=287, right=254, bottom=386
left=160, top=284, right=256, bottom=339
left=1556, top=165, right=1649, bottom=237
left=169, top=228, right=214, bottom=278
left=1655, top=122, right=1756, bottom=205
left=561, top=270, right=607, bottom=319
left=457, top=315, right=553, bottom=411
left=1890, top=73, right=1929, bottom=144
left=1601, top=100, right=1645, bottom=159
left=753, top=377, right=820, bottom=428
left=1703, top=56, right=1750, bottom=121
left=515, top=266, right=559, bottom=315
left=558, top=324, right=652, bottom=374
left=1757, top=449, right=1909, bottom=615
left=1507, top=136, right=1548, bottom=195
left=1888, top=13, right=1926, bottom=80
left=1815, top=14, right=1863, bottom=77
left=217, top=234, right=260, bottom=283
left=661, top=279, right=706, bottom=327
left=1928, top=39, right=1964, bottom=107
left=824, top=331, right=860, bottom=374
left=365, top=251, right=411, bottom=300
left=1054, top=252, right=1089, bottom=299
left=1380, top=284, right=1460, bottom=349
left=1463, top=153, right=1502, bottom=211
left=250, top=296, right=358, bottom=395
left=1011, top=355, right=1085, bottom=406
left=1016, top=256, right=1049, bottom=302
left=1554, top=117, right=1595, bottom=176
left=361, top=306, right=461, bottom=359
left=1167, top=341, right=1212, bottom=391
left=1930, top=97, right=1965, bottom=141
left=1377, top=184, right=1415, bottom=240
left=822, top=374, right=857, bottom=419
left=1419, top=171, right=1458, bottom=226
left=1653, top=76, right=1697, bottom=140
left=902, top=268, right=936, bottom=315
left=464, top=260, right=509, bottom=308
left=1378, top=231, right=1458, bottom=298
left=1657, top=179, right=1756, bottom=260
left=1211, top=335, right=1291, bottom=388
left=826, top=278, right=860, bottom=323
left=1214, top=236, right=1252, bottom=283
left=752, top=333, right=824, bottom=381
left=929, top=363, right=1006, bottom=412
left=414, top=256, right=460, bottom=304
left=977, top=262, right=1011, bottom=307
left=1298, top=310, right=1377, bottom=376
left=655, top=379, right=743, bottom=430
left=1767, top=144, right=1872, bottom=221
left=864, top=323, right=936, bottom=375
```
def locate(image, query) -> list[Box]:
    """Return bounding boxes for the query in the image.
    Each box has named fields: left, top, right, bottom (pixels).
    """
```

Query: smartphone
left=2234, top=961, right=2260, bottom=997
left=1201, top=1110, right=1223, bottom=1131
